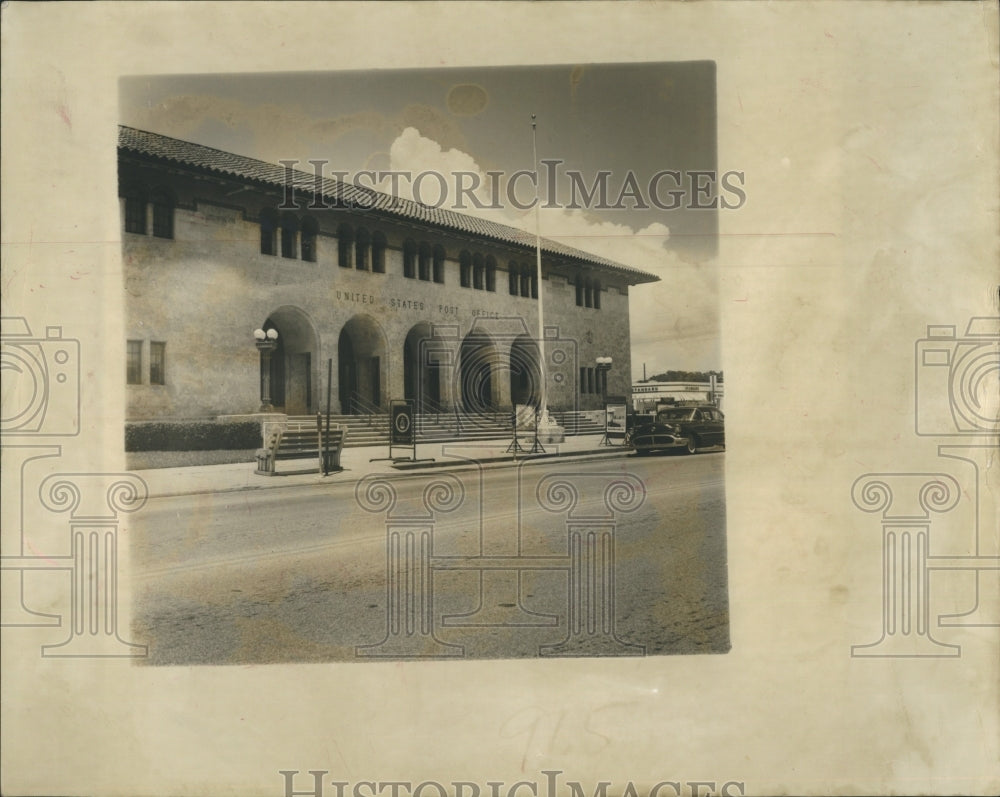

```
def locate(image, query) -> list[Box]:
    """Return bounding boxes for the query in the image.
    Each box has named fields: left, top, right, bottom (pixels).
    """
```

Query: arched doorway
left=260, top=306, right=319, bottom=415
left=338, top=314, right=386, bottom=414
left=509, top=334, right=542, bottom=408
left=459, top=330, right=498, bottom=413
left=403, top=323, right=443, bottom=410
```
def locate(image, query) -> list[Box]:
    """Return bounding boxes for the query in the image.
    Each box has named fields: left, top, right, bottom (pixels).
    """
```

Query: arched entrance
left=403, top=323, right=443, bottom=410
left=509, top=334, right=542, bottom=408
left=339, top=314, right=386, bottom=414
left=260, top=306, right=319, bottom=415
left=459, top=330, right=499, bottom=413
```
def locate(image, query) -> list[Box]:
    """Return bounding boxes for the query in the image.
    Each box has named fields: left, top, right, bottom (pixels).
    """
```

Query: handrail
left=348, top=392, right=386, bottom=424
left=416, top=395, right=449, bottom=415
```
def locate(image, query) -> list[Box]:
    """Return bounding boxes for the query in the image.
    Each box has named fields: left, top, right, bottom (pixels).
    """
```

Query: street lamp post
left=253, top=327, right=279, bottom=412
left=595, top=356, right=613, bottom=402
left=595, top=356, right=615, bottom=447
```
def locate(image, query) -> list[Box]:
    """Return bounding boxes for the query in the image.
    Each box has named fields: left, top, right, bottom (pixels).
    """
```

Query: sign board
left=604, top=398, right=628, bottom=440
left=390, top=400, right=414, bottom=446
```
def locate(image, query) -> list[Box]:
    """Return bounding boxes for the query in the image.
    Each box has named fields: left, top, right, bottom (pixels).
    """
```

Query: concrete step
left=288, top=413, right=514, bottom=447
left=553, top=412, right=606, bottom=436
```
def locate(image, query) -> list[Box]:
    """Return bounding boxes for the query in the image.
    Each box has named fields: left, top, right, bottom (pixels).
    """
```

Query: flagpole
left=531, top=114, right=547, bottom=420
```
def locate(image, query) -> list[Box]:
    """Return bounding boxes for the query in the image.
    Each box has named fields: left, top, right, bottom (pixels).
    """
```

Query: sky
left=120, top=63, right=722, bottom=378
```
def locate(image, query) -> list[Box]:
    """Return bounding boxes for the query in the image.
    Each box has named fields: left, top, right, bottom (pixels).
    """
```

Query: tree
left=643, top=370, right=723, bottom=384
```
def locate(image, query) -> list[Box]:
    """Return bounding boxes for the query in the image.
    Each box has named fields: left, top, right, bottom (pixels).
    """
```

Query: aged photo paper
left=2, top=1, right=998, bottom=795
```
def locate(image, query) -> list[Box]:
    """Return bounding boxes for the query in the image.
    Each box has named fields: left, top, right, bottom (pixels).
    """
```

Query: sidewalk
left=136, top=434, right=633, bottom=499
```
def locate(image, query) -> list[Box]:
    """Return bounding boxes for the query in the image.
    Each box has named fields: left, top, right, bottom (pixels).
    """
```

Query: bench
left=255, top=415, right=347, bottom=476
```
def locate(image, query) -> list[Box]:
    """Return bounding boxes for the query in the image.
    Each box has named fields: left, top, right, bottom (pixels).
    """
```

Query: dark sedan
left=631, top=405, right=725, bottom=455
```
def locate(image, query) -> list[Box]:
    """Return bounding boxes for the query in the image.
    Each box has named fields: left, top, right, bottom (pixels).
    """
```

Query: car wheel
left=685, top=435, right=699, bottom=455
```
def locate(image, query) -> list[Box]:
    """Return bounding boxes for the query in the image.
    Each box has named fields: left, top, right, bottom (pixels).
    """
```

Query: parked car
left=630, top=404, right=725, bottom=455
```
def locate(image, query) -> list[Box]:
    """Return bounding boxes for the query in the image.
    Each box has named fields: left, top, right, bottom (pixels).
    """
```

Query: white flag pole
left=531, top=114, right=547, bottom=421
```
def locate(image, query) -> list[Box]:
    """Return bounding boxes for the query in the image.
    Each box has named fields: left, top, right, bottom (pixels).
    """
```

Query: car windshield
left=657, top=408, right=696, bottom=421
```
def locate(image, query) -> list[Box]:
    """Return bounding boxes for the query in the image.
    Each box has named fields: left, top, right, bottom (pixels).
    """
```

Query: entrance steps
left=552, top=411, right=606, bottom=436
left=287, top=411, right=510, bottom=448
left=287, top=410, right=603, bottom=448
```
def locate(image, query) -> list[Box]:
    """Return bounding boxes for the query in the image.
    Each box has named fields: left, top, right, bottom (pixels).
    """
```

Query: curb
left=143, top=446, right=636, bottom=500
left=390, top=446, right=632, bottom=470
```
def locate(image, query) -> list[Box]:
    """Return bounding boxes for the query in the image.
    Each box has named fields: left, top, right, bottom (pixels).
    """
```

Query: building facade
left=119, top=127, right=658, bottom=421
left=631, top=381, right=724, bottom=414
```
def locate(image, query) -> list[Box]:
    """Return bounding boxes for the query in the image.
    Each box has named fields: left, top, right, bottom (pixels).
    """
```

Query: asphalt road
left=130, top=452, right=728, bottom=664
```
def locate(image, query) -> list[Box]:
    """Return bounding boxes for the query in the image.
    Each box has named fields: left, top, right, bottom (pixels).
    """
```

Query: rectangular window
left=261, top=225, right=276, bottom=256
left=126, top=340, right=142, bottom=385
left=152, top=203, right=173, bottom=239
left=587, top=368, right=595, bottom=394
left=301, top=234, right=316, bottom=263
left=339, top=239, right=352, bottom=268
left=149, top=342, right=166, bottom=385
left=579, top=367, right=587, bottom=395
left=125, top=197, right=145, bottom=234
left=281, top=228, right=297, bottom=259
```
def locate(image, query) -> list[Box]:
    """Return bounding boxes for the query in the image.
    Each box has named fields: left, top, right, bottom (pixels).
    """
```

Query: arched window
left=485, top=256, right=496, bottom=292
left=459, top=251, right=472, bottom=288
left=260, top=208, right=279, bottom=256
left=280, top=212, right=298, bottom=259
left=593, top=279, right=601, bottom=309
left=509, top=263, right=519, bottom=296
left=355, top=227, right=370, bottom=270
left=585, top=280, right=593, bottom=308
left=372, top=231, right=387, bottom=273
left=433, top=245, right=446, bottom=284
left=418, top=242, right=432, bottom=281
left=403, top=239, right=417, bottom=278
left=337, top=224, right=354, bottom=268
left=150, top=187, right=174, bottom=239
left=301, top=217, right=318, bottom=262
left=123, top=186, right=147, bottom=235
left=473, top=253, right=485, bottom=290
left=530, top=272, right=538, bottom=299
left=575, top=279, right=584, bottom=307
left=520, top=270, right=531, bottom=298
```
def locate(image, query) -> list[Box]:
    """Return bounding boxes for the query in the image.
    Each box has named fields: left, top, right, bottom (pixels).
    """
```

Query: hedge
left=125, top=420, right=261, bottom=452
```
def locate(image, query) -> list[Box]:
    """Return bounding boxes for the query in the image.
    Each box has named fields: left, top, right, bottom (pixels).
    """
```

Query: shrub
left=125, top=420, right=261, bottom=452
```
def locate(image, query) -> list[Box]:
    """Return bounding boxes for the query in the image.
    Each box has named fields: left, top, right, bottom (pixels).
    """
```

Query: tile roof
left=118, top=126, right=660, bottom=285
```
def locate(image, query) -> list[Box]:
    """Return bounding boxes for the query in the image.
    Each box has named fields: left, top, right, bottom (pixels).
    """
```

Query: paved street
left=131, top=452, right=728, bottom=664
